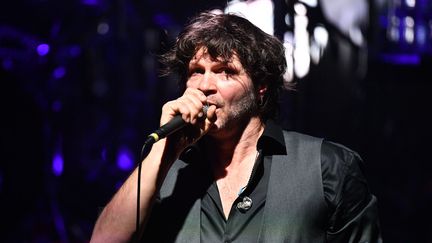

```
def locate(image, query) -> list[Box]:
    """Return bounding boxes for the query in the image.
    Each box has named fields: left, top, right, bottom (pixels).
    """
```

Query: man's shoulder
left=319, top=140, right=367, bottom=191
left=281, top=130, right=322, bottom=140
left=281, top=130, right=361, bottom=162
left=279, top=130, right=364, bottom=174
left=320, top=140, right=364, bottom=170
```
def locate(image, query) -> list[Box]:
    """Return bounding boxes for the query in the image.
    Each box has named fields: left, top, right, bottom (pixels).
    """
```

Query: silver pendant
left=237, top=196, right=253, bottom=212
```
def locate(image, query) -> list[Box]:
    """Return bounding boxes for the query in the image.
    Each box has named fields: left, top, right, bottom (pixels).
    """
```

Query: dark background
left=1, top=0, right=431, bottom=242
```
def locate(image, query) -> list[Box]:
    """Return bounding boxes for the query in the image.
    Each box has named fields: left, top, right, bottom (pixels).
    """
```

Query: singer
left=91, top=11, right=381, bottom=242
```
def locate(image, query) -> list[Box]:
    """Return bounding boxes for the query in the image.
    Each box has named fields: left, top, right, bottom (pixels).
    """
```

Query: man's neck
left=204, top=116, right=264, bottom=172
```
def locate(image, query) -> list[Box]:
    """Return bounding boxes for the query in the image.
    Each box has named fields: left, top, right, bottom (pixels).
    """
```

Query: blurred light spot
left=92, top=80, right=108, bottom=97
left=293, top=8, right=310, bottom=78
left=82, top=0, right=99, bottom=5
left=388, top=27, right=400, bottom=42
left=51, top=200, right=67, bottom=242
left=405, top=16, right=414, bottom=28
left=349, top=28, right=364, bottom=46
left=285, top=13, right=292, bottom=27
left=52, top=153, right=64, bottom=176
left=52, top=100, right=62, bottom=112
left=379, top=15, right=388, bottom=28
left=294, top=3, right=307, bottom=16
left=97, top=22, right=109, bottom=35
left=391, top=15, right=400, bottom=25
left=153, top=13, right=173, bottom=28
left=416, top=24, right=427, bottom=46
left=225, top=0, right=274, bottom=35
left=117, top=147, right=134, bottom=171
left=313, top=26, right=329, bottom=48
left=69, top=45, right=81, bottom=57
left=53, top=66, right=66, bottom=79
left=404, top=28, right=414, bottom=43
left=310, top=41, right=320, bottom=64
left=404, top=17, right=415, bottom=44
left=380, top=54, right=420, bottom=65
left=299, top=0, right=317, bottom=7
left=37, top=44, right=50, bottom=56
left=405, top=0, right=415, bottom=8
left=2, top=59, right=13, bottom=70
left=283, top=41, right=294, bottom=83
left=101, top=147, right=107, bottom=161
left=210, top=9, right=223, bottom=15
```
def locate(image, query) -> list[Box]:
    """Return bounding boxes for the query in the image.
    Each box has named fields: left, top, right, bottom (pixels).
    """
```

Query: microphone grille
left=202, top=104, right=209, bottom=119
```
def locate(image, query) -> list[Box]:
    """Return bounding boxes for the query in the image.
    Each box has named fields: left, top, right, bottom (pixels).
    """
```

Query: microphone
left=145, top=105, right=209, bottom=145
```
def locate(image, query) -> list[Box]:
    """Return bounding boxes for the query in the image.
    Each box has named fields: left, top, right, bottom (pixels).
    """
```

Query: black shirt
left=200, top=120, right=374, bottom=242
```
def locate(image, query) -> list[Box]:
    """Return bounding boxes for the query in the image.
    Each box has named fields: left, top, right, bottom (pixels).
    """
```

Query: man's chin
left=205, top=121, right=240, bottom=139
left=206, top=123, right=219, bottom=134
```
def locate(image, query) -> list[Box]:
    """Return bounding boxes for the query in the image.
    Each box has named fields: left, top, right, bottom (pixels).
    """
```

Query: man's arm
left=90, top=139, right=175, bottom=242
left=90, top=88, right=216, bottom=242
left=322, top=141, right=382, bottom=242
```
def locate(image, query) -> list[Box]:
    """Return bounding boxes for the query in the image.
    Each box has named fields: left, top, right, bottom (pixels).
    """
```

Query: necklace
left=217, top=150, right=259, bottom=196
left=237, top=149, right=260, bottom=195
left=236, top=150, right=260, bottom=212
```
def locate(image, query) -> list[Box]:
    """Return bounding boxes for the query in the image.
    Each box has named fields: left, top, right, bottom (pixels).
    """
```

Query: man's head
left=161, top=11, right=288, bottom=121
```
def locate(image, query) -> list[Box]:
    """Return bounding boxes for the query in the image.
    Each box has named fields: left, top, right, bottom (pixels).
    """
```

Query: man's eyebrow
left=188, top=62, right=203, bottom=71
left=188, top=60, right=233, bottom=67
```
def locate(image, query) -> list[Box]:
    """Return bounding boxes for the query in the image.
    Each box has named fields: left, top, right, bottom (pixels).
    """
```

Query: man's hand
left=159, top=88, right=216, bottom=159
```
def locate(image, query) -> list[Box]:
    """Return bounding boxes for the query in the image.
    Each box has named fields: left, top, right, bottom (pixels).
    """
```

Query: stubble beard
left=214, top=89, right=258, bottom=134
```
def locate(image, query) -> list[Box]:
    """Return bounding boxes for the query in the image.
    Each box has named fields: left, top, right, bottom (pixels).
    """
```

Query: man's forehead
left=189, top=47, right=240, bottom=66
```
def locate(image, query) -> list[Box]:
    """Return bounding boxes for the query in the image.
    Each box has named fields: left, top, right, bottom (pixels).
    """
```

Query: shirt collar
left=180, top=119, right=287, bottom=161
left=257, top=119, right=287, bottom=155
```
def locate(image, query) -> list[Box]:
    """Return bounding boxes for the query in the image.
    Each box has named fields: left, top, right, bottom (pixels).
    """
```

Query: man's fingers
left=161, top=92, right=207, bottom=125
left=206, top=105, right=217, bottom=122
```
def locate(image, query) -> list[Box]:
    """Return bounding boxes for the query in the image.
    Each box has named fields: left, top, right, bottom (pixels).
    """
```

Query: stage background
left=1, top=0, right=431, bottom=242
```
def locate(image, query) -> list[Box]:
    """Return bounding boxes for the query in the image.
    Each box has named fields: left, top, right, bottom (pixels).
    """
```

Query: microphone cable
left=134, top=139, right=151, bottom=242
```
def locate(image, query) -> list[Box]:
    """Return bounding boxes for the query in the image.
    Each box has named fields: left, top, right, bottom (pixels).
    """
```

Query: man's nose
left=198, top=72, right=216, bottom=93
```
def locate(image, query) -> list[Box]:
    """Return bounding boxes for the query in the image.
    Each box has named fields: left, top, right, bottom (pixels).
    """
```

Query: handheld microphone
left=145, top=105, right=209, bottom=145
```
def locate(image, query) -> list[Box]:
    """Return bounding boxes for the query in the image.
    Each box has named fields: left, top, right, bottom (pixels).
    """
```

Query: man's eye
left=189, top=68, right=204, bottom=76
left=218, top=68, right=237, bottom=78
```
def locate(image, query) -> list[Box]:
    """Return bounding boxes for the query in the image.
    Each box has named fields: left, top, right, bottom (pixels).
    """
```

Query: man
left=91, top=12, right=381, bottom=242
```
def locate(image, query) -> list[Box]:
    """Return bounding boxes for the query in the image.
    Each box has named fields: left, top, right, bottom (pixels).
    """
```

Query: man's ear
left=257, top=84, right=268, bottom=106
left=258, top=84, right=267, bottom=97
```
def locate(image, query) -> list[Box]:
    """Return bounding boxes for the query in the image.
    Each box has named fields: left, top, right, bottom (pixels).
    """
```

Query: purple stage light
left=116, top=147, right=134, bottom=171
left=37, top=44, right=50, bottom=56
left=82, top=0, right=99, bottom=6
left=380, top=53, right=421, bottom=65
left=2, top=59, right=13, bottom=70
left=52, top=100, right=62, bottom=112
left=53, top=66, right=66, bottom=79
left=101, top=147, right=107, bottom=161
left=69, top=45, right=82, bottom=57
left=52, top=153, right=64, bottom=176
left=153, top=13, right=174, bottom=28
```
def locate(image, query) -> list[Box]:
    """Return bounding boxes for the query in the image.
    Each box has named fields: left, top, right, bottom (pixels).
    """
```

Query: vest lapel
left=158, top=160, right=204, bottom=243
left=174, top=198, right=201, bottom=243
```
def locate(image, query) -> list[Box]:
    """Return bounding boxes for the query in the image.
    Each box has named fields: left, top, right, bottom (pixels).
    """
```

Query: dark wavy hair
left=160, top=11, right=291, bottom=120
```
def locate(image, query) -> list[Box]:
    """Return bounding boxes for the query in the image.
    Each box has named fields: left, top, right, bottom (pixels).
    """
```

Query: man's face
left=186, top=47, right=257, bottom=137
